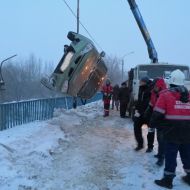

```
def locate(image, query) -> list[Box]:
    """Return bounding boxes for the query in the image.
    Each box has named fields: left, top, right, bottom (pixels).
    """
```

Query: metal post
left=122, top=59, right=124, bottom=81
left=121, top=51, right=134, bottom=81
left=0, top=54, right=17, bottom=103
left=77, top=0, right=80, bottom=33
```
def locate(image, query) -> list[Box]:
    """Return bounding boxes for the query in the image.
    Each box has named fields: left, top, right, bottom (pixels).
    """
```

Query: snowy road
left=0, top=101, right=188, bottom=190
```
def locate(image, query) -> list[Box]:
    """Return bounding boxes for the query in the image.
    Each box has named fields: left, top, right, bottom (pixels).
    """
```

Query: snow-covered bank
left=0, top=101, right=189, bottom=190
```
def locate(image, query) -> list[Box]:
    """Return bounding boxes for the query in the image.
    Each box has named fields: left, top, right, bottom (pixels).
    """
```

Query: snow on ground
left=0, top=101, right=189, bottom=190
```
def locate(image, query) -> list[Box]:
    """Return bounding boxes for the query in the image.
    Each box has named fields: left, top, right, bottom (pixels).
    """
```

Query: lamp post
left=0, top=54, right=17, bottom=90
left=121, top=51, right=134, bottom=81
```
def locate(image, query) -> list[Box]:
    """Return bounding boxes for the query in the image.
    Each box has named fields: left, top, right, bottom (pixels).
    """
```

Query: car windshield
left=138, top=65, right=190, bottom=80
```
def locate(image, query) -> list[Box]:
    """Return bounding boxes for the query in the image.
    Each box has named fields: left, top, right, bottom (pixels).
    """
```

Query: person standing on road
left=144, top=78, right=167, bottom=166
left=112, top=84, right=120, bottom=111
left=150, top=70, right=190, bottom=189
left=118, top=82, right=130, bottom=118
left=102, top=78, right=113, bottom=117
left=133, top=76, right=152, bottom=151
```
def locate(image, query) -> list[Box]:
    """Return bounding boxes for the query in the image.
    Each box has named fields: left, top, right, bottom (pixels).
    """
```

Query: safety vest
left=102, top=85, right=113, bottom=103
left=154, top=89, right=190, bottom=143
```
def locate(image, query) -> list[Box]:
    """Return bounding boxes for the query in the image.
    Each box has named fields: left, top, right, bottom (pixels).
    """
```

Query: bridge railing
left=0, top=93, right=102, bottom=131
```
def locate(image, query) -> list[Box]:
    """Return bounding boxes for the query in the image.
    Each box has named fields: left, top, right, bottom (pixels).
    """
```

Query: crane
left=127, top=0, right=158, bottom=63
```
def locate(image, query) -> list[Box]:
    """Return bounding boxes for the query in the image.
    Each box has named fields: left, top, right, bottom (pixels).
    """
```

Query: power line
left=62, top=0, right=103, bottom=51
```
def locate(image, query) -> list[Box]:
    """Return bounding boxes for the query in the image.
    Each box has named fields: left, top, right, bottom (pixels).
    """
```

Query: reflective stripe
left=164, top=170, right=175, bottom=176
left=175, top=105, right=190, bottom=109
left=165, top=115, right=190, bottom=120
left=154, top=106, right=165, bottom=114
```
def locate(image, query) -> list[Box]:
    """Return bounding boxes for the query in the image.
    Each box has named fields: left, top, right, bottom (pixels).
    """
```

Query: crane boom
left=128, top=0, right=158, bottom=63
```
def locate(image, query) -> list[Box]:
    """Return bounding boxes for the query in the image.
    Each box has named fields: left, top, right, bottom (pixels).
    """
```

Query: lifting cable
left=62, top=0, right=103, bottom=51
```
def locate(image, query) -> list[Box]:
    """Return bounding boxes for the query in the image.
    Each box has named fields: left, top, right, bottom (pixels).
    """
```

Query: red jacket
left=152, top=87, right=190, bottom=143
left=102, top=85, right=113, bottom=103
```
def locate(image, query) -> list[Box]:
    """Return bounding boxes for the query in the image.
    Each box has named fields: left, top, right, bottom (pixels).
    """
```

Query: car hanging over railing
left=41, top=31, right=107, bottom=99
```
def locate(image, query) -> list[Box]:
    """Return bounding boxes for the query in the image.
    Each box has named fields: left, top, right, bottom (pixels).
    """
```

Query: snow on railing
left=0, top=93, right=102, bottom=131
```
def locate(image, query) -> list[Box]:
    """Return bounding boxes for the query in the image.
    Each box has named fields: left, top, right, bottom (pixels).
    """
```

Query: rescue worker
left=145, top=78, right=167, bottom=166
left=133, top=76, right=152, bottom=151
left=112, top=84, right=120, bottom=111
left=102, top=78, right=113, bottom=117
left=150, top=69, right=190, bottom=189
left=118, top=82, right=130, bottom=118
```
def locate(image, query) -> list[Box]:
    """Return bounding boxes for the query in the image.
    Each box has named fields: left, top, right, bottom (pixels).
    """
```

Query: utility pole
left=121, top=59, right=124, bottom=81
left=77, top=0, right=80, bottom=33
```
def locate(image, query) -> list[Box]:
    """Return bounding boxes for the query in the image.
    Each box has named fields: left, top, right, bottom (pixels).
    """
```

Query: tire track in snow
left=45, top=111, right=132, bottom=190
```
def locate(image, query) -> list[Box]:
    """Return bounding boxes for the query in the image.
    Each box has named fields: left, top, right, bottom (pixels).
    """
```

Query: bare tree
left=104, top=56, right=128, bottom=85
left=0, top=54, right=58, bottom=103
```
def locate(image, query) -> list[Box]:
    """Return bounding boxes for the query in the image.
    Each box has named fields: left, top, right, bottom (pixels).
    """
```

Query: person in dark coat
left=133, top=76, right=152, bottom=151
left=112, top=84, right=120, bottom=110
left=118, top=82, right=130, bottom=118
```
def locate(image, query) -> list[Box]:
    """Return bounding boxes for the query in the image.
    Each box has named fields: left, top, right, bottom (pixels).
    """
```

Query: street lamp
left=121, top=51, right=134, bottom=81
left=0, top=54, right=17, bottom=90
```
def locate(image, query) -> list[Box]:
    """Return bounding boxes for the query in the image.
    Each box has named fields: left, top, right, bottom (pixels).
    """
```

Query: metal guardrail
left=0, top=93, right=102, bottom=131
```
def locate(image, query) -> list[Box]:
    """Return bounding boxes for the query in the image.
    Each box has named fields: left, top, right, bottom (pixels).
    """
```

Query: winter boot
left=182, top=174, right=190, bottom=186
left=155, top=177, right=173, bottom=189
left=103, top=111, right=107, bottom=117
left=146, top=147, right=153, bottom=153
left=134, top=145, right=143, bottom=151
left=103, top=111, right=109, bottom=117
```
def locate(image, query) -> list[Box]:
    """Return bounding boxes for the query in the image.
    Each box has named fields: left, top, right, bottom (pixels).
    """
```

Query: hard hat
left=169, top=69, right=185, bottom=86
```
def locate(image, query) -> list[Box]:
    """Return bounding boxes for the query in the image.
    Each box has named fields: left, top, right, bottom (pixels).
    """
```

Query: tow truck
left=127, top=0, right=190, bottom=115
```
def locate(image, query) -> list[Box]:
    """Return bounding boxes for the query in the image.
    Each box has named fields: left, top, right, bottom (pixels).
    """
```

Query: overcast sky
left=1, top=0, right=190, bottom=71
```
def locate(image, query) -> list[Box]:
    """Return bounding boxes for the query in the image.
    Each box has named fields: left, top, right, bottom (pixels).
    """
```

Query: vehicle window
left=60, top=52, right=74, bottom=72
left=139, top=70, right=148, bottom=79
left=133, top=67, right=137, bottom=79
